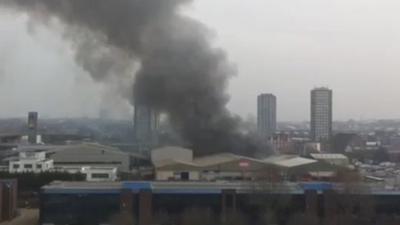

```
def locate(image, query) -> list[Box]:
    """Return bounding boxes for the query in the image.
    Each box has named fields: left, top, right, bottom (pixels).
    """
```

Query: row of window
left=91, top=173, right=110, bottom=178
left=13, top=164, right=43, bottom=169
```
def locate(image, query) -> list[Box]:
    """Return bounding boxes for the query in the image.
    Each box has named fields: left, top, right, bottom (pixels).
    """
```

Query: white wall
left=189, top=171, right=200, bottom=180
left=81, top=167, right=118, bottom=182
left=9, top=159, right=54, bottom=173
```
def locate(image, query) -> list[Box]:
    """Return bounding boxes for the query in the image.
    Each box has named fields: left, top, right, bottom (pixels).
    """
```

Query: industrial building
left=39, top=180, right=400, bottom=225
left=310, top=87, right=332, bottom=141
left=49, top=143, right=140, bottom=173
left=263, top=154, right=337, bottom=180
left=151, top=147, right=338, bottom=181
left=1, top=142, right=150, bottom=181
left=81, top=166, right=118, bottom=182
left=152, top=146, right=277, bottom=181
left=310, top=153, right=350, bottom=167
left=37, top=181, right=314, bottom=225
left=8, top=150, right=53, bottom=173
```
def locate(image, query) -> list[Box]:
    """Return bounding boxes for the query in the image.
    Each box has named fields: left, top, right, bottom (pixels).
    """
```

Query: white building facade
left=81, top=167, right=118, bottom=182
left=9, top=151, right=53, bottom=173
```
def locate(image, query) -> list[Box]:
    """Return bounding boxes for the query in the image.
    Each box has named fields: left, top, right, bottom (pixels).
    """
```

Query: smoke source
left=0, top=0, right=267, bottom=155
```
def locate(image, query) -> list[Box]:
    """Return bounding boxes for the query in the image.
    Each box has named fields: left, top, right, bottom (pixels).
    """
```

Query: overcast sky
left=1, top=0, right=400, bottom=121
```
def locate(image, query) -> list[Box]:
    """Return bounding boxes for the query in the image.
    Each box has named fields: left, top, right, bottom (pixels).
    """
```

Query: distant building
left=269, top=133, right=290, bottom=154
left=0, top=179, right=18, bottom=222
left=310, top=153, right=349, bottom=167
left=310, top=88, right=332, bottom=141
left=27, top=112, right=38, bottom=144
left=50, top=143, right=141, bottom=173
left=151, top=147, right=338, bottom=181
left=9, top=151, right=53, bottom=173
left=153, top=151, right=276, bottom=181
left=80, top=167, right=118, bottom=182
left=257, top=94, right=277, bottom=137
left=134, top=104, right=159, bottom=153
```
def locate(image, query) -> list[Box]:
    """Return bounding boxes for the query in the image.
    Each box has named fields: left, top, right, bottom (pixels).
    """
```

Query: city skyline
left=1, top=1, right=400, bottom=121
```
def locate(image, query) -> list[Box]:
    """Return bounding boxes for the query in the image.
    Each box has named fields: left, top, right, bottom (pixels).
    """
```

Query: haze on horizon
left=0, top=0, right=399, bottom=121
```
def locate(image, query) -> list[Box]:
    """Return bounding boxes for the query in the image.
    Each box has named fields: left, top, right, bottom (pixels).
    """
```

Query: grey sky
left=1, top=0, right=400, bottom=121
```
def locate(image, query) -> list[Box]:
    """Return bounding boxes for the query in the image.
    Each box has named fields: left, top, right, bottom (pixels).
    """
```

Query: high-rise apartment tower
left=310, top=87, right=332, bottom=141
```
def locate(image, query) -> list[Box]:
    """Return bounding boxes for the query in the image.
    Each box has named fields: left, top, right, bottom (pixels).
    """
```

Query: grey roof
left=310, top=153, right=348, bottom=160
left=153, top=159, right=199, bottom=168
left=155, top=152, right=272, bottom=170
left=49, top=143, right=134, bottom=172
left=263, top=155, right=317, bottom=168
left=152, top=146, right=193, bottom=153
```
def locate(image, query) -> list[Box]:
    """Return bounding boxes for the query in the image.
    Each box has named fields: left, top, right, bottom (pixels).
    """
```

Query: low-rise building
left=153, top=148, right=277, bottom=181
left=8, top=151, right=53, bottom=173
left=263, top=155, right=336, bottom=180
left=81, top=167, right=118, bottom=182
left=53, top=165, right=118, bottom=182
left=310, top=153, right=350, bottom=167
left=152, top=147, right=339, bottom=182
left=49, top=143, right=138, bottom=173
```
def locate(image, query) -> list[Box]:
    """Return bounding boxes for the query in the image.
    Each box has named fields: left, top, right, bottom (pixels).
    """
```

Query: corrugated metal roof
left=263, top=155, right=298, bottom=163
left=263, top=155, right=317, bottom=168
left=193, top=153, right=267, bottom=167
left=153, top=158, right=199, bottom=168
left=193, top=153, right=239, bottom=166
left=272, top=157, right=317, bottom=168
left=310, top=153, right=348, bottom=160
left=155, top=152, right=269, bottom=169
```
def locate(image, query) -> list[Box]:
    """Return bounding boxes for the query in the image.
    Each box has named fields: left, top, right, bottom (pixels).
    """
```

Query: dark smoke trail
left=0, top=0, right=267, bottom=155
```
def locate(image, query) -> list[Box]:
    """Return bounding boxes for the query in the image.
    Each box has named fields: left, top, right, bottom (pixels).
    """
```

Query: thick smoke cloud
left=0, top=0, right=267, bottom=155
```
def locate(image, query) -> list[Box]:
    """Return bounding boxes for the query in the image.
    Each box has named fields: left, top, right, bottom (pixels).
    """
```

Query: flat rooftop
left=42, top=181, right=320, bottom=194
left=41, top=181, right=400, bottom=196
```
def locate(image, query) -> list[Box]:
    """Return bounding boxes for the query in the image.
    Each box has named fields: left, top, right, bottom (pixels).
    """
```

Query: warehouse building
left=152, top=147, right=278, bottom=181
left=263, top=155, right=337, bottom=180
left=151, top=147, right=337, bottom=181
left=39, top=180, right=400, bottom=225
left=50, top=143, right=146, bottom=173
left=310, top=153, right=350, bottom=167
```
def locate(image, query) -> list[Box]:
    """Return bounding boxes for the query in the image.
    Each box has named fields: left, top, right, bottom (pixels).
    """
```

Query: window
left=13, top=164, right=19, bottom=169
left=180, top=172, right=189, bottom=181
left=91, top=173, right=109, bottom=179
left=37, top=164, right=42, bottom=169
left=24, top=164, right=33, bottom=169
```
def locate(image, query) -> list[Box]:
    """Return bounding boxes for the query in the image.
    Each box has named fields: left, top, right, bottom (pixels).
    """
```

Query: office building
left=310, top=87, right=332, bottom=141
left=257, top=94, right=277, bottom=137
left=134, top=104, right=159, bottom=152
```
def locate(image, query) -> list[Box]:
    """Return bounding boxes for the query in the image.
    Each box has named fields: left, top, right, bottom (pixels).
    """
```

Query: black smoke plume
left=0, top=0, right=267, bottom=156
